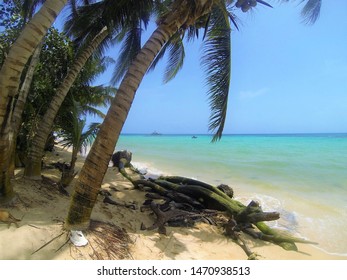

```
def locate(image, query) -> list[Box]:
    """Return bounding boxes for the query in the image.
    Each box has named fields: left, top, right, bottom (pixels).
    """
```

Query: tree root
left=125, top=169, right=318, bottom=256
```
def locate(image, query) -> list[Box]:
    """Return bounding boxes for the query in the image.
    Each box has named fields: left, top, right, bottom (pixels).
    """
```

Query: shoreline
left=130, top=160, right=347, bottom=258
left=1, top=146, right=346, bottom=260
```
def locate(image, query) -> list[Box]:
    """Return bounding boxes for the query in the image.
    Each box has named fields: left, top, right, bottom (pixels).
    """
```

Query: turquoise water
left=115, top=134, right=347, bottom=256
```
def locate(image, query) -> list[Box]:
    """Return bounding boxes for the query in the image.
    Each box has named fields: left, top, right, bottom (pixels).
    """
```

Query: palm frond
left=72, top=85, right=115, bottom=113
left=228, top=12, right=240, bottom=31
left=300, top=0, right=321, bottom=24
left=163, top=33, right=185, bottom=83
left=102, top=0, right=154, bottom=29
left=57, top=99, right=85, bottom=150
left=152, top=0, right=172, bottom=19
left=64, top=2, right=109, bottom=50
left=79, top=105, right=105, bottom=118
left=81, top=122, right=101, bottom=151
left=111, top=20, right=142, bottom=85
left=256, top=0, right=273, bottom=8
left=201, top=4, right=231, bottom=142
left=22, top=0, right=46, bottom=21
left=147, top=39, right=170, bottom=73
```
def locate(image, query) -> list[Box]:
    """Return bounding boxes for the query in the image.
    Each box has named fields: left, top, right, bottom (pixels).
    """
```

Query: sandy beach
left=0, top=146, right=346, bottom=260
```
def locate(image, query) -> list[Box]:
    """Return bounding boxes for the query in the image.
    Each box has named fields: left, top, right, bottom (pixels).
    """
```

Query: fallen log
left=133, top=179, right=168, bottom=194
left=125, top=171, right=318, bottom=252
left=236, top=200, right=280, bottom=223
left=160, top=176, right=234, bottom=202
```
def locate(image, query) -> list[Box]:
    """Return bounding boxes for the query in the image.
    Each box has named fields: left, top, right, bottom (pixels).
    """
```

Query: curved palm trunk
left=12, top=42, right=44, bottom=138
left=24, top=27, right=109, bottom=179
left=8, top=42, right=44, bottom=177
left=65, top=0, right=214, bottom=230
left=0, top=0, right=67, bottom=202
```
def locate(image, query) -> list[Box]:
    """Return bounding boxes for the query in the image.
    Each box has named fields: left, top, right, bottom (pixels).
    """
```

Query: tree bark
left=24, top=27, right=109, bottom=179
left=8, top=42, right=44, bottom=177
left=0, top=0, right=67, bottom=201
left=65, top=0, right=215, bottom=230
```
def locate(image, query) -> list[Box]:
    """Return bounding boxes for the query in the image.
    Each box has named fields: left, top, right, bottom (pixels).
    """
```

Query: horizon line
left=120, top=132, right=347, bottom=136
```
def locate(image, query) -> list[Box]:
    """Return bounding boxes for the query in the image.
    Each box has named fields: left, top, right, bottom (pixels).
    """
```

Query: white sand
left=1, top=147, right=346, bottom=260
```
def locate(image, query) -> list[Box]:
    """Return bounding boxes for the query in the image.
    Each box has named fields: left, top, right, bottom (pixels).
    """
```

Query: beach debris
left=0, top=209, right=21, bottom=228
left=111, top=150, right=132, bottom=168
left=52, top=161, right=71, bottom=172
left=224, top=217, right=259, bottom=260
left=41, top=175, right=69, bottom=196
left=70, top=230, right=88, bottom=247
left=99, top=189, right=112, bottom=197
left=140, top=201, right=217, bottom=235
left=217, top=184, right=234, bottom=198
left=87, top=219, right=133, bottom=260
left=31, top=232, right=66, bottom=255
left=115, top=164, right=319, bottom=259
left=111, top=150, right=142, bottom=182
left=119, top=168, right=319, bottom=259
left=47, top=161, right=78, bottom=190
left=102, top=195, right=137, bottom=210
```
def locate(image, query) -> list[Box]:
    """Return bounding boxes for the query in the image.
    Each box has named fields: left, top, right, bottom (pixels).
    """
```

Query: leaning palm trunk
left=0, top=0, right=67, bottom=202
left=12, top=42, right=44, bottom=140
left=24, top=27, right=109, bottom=179
left=66, top=0, right=215, bottom=230
left=8, top=42, right=44, bottom=176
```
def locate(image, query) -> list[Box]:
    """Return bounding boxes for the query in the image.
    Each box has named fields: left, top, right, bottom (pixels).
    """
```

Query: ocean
left=114, top=133, right=347, bottom=256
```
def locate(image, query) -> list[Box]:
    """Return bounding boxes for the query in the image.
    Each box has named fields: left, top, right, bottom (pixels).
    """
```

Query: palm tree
left=57, top=98, right=103, bottom=188
left=65, top=0, right=323, bottom=230
left=23, top=25, right=109, bottom=179
left=65, top=0, right=229, bottom=230
left=24, top=0, right=153, bottom=179
left=0, top=0, right=68, bottom=202
left=0, top=1, right=44, bottom=177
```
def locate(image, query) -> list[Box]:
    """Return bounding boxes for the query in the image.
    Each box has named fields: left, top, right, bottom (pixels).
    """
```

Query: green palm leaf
left=163, top=33, right=185, bottom=83
left=201, top=3, right=231, bottom=142
left=147, top=39, right=170, bottom=73
left=300, top=0, right=321, bottom=24
left=81, top=122, right=101, bottom=151
left=277, top=1, right=321, bottom=24
left=111, top=20, right=142, bottom=85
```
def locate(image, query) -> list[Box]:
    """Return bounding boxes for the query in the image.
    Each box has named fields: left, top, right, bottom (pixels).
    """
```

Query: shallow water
left=115, top=133, right=347, bottom=256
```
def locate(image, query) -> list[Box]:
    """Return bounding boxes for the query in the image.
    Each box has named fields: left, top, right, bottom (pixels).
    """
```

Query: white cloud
left=239, top=88, right=269, bottom=100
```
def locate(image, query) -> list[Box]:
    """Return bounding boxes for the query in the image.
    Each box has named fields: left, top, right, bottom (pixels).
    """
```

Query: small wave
left=311, top=245, right=347, bottom=257
left=131, top=161, right=167, bottom=179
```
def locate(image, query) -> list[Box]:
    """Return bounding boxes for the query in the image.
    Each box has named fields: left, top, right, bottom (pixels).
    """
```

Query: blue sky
left=66, top=1, right=347, bottom=135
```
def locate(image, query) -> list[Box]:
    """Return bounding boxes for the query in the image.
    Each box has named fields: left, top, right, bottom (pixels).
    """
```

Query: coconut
left=241, top=3, right=251, bottom=13
left=235, top=0, right=246, bottom=8
left=250, top=0, right=257, bottom=7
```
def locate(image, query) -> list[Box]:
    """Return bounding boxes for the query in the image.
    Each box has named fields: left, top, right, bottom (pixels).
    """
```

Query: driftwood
left=103, top=196, right=137, bottom=210
left=41, top=175, right=69, bottom=196
left=116, top=157, right=317, bottom=258
left=224, top=218, right=259, bottom=260
left=112, top=150, right=132, bottom=168
left=141, top=201, right=219, bottom=234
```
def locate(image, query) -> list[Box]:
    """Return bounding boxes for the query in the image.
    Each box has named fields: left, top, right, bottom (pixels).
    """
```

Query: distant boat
left=192, top=135, right=198, bottom=139
left=151, top=131, right=161, bottom=136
